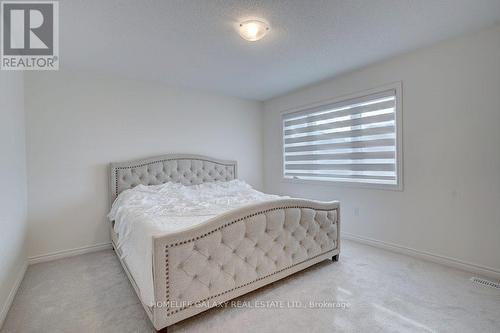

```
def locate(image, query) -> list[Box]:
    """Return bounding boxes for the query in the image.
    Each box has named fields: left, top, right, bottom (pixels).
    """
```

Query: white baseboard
left=27, top=242, right=112, bottom=265
left=342, top=232, right=500, bottom=281
left=0, top=261, right=28, bottom=329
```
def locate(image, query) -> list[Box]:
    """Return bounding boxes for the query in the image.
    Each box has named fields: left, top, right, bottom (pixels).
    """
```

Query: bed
left=108, top=154, right=340, bottom=332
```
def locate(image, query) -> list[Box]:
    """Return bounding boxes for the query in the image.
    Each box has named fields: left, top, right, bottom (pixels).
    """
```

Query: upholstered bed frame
left=109, top=154, right=340, bottom=332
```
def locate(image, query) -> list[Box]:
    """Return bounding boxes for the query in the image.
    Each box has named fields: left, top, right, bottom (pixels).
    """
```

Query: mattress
left=108, top=180, right=283, bottom=307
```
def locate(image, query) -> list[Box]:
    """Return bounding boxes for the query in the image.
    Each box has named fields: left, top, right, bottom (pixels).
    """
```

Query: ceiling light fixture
left=238, top=19, right=270, bottom=42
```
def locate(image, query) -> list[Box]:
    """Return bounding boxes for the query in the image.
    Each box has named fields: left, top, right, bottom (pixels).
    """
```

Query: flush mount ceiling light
left=238, top=19, right=270, bottom=42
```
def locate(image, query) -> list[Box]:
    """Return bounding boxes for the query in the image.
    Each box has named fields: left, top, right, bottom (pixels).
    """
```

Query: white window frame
left=280, top=82, right=403, bottom=191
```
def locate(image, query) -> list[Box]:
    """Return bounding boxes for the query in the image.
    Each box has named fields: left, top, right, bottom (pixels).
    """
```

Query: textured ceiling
left=60, top=0, right=500, bottom=100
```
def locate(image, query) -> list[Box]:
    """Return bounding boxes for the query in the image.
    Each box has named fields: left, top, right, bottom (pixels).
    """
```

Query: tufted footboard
left=150, top=199, right=340, bottom=330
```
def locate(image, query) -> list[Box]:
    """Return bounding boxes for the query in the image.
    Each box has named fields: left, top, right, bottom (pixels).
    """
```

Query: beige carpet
left=2, top=240, right=499, bottom=333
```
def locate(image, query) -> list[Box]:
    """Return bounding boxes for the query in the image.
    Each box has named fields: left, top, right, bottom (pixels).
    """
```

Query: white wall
left=264, top=24, right=500, bottom=275
left=25, top=71, right=264, bottom=259
left=0, top=72, right=27, bottom=325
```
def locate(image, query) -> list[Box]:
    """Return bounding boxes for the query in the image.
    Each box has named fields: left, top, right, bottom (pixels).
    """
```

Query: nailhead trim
left=165, top=247, right=169, bottom=303
left=164, top=206, right=338, bottom=316
left=114, top=169, right=118, bottom=199
left=116, top=158, right=235, bottom=170
left=112, top=158, right=236, bottom=199
left=165, top=206, right=332, bottom=248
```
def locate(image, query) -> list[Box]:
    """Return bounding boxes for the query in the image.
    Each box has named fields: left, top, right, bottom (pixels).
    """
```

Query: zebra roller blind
left=282, top=88, right=401, bottom=187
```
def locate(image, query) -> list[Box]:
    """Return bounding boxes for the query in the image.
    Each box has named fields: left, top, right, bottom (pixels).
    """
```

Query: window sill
left=280, top=177, right=403, bottom=191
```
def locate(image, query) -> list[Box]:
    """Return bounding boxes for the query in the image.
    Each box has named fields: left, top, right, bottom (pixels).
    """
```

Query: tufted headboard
left=110, top=154, right=237, bottom=201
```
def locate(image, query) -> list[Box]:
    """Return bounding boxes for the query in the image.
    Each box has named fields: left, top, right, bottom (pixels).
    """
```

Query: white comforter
left=108, top=180, right=282, bottom=307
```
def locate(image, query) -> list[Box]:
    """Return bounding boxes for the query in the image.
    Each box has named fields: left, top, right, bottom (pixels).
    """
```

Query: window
left=282, top=84, right=402, bottom=189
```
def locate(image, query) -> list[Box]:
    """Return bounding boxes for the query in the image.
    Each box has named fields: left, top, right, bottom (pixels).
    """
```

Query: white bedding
left=108, top=180, right=282, bottom=307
